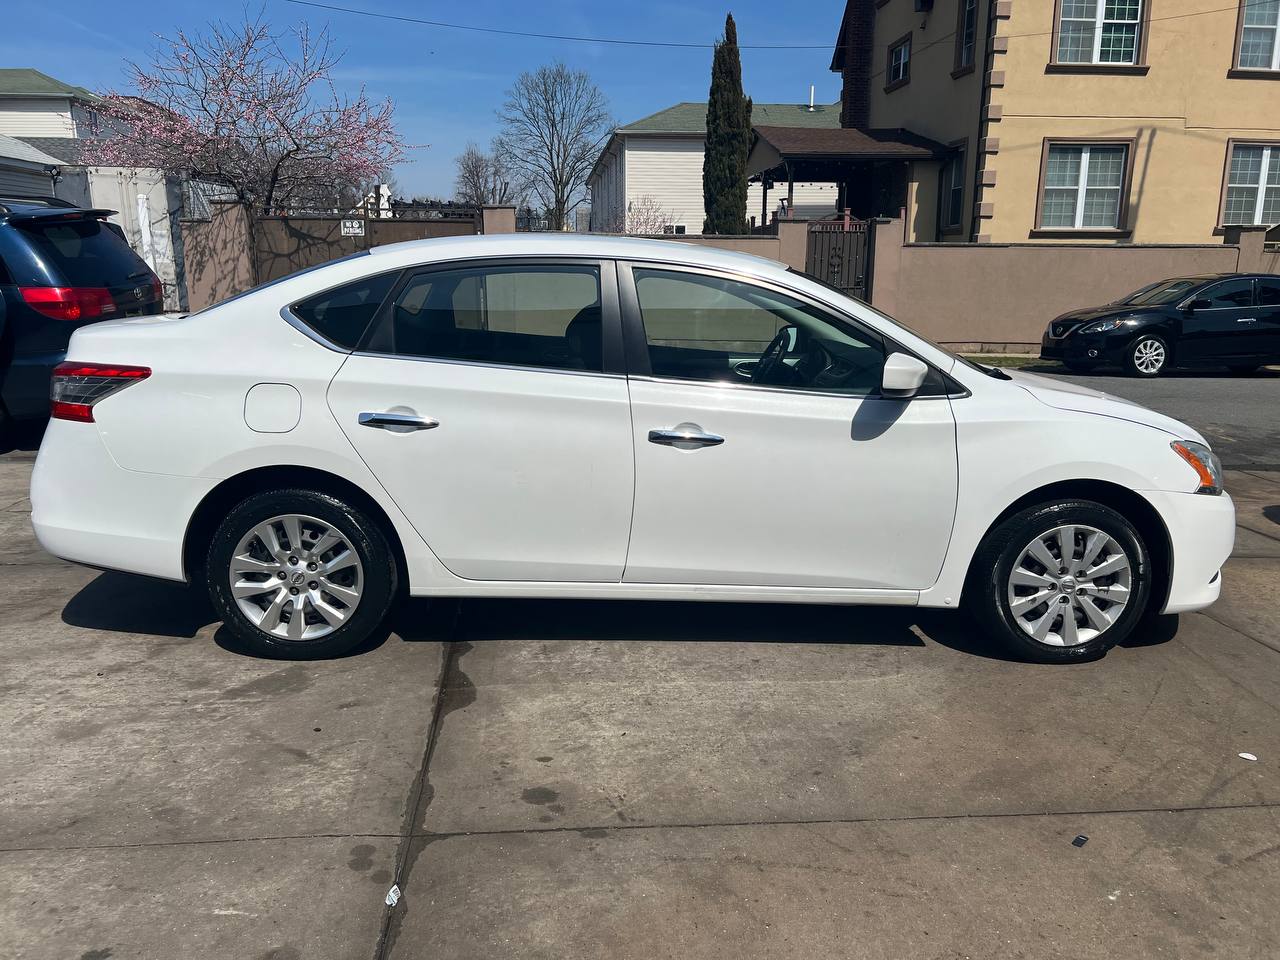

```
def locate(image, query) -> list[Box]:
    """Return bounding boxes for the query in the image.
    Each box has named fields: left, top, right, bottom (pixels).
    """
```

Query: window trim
left=350, top=256, right=627, bottom=377
left=1217, top=139, right=1280, bottom=228
left=885, top=32, right=913, bottom=92
left=1230, top=0, right=1280, bottom=76
left=1047, top=0, right=1152, bottom=73
left=953, top=0, right=979, bottom=76
left=938, top=140, right=968, bottom=236
left=1032, top=137, right=1137, bottom=238
left=615, top=259, right=961, bottom=400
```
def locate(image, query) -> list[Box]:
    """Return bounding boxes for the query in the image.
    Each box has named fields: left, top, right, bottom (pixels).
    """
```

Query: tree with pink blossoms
left=88, top=16, right=406, bottom=229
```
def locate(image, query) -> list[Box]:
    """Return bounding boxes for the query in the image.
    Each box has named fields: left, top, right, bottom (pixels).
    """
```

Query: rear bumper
left=30, top=419, right=213, bottom=581
left=1, top=350, right=65, bottom=420
left=1144, top=489, right=1236, bottom=614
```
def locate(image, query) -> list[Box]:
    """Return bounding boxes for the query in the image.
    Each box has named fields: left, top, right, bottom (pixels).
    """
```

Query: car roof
left=366, top=232, right=793, bottom=279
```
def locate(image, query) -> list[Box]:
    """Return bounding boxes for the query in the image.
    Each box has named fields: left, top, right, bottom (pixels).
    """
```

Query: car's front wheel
left=206, top=489, right=398, bottom=659
left=970, top=501, right=1152, bottom=663
left=1125, top=334, right=1169, bottom=377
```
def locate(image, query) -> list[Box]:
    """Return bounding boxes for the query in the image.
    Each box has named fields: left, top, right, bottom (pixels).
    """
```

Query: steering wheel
left=753, top=326, right=795, bottom=385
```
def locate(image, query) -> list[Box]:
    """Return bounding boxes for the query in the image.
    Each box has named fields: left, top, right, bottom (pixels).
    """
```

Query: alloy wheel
left=1006, top=523, right=1132, bottom=647
left=228, top=513, right=364, bottom=641
left=1132, top=338, right=1165, bottom=375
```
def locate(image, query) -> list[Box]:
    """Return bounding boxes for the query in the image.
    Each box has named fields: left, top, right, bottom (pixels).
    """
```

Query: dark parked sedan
left=1040, top=273, right=1280, bottom=377
left=0, top=195, right=162, bottom=427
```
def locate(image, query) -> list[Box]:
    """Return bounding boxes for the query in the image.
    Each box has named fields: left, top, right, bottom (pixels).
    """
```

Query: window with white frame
left=1056, top=0, right=1143, bottom=64
left=1238, top=0, right=1280, bottom=70
left=1040, top=143, right=1129, bottom=230
left=1223, top=144, right=1280, bottom=225
left=940, top=152, right=965, bottom=230
left=955, top=0, right=978, bottom=69
left=888, top=35, right=911, bottom=86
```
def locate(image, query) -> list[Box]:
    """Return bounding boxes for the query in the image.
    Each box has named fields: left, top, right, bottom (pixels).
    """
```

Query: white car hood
left=1007, top=370, right=1206, bottom=443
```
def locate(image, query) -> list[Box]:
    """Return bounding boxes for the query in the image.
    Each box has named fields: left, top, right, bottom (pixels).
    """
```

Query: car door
left=327, top=258, right=635, bottom=582
left=618, top=262, right=959, bottom=590
left=1179, top=278, right=1260, bottom=362
left=1254, top=278, right=1280, bottom=361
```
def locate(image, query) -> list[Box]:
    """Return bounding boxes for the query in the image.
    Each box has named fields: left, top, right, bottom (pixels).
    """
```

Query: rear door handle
left=358, top=411, right=439, bottom=431
left=648, top=428, right=724, bottom=448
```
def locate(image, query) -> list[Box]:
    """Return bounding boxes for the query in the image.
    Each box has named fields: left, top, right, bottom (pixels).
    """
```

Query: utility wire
left=281, top=0, right=1269, bottom=53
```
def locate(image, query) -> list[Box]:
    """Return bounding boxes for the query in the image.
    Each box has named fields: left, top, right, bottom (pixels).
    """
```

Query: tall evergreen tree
left=702, top=13, right=752, bottom=235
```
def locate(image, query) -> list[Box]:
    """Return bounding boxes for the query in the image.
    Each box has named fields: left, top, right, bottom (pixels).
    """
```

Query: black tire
left=969, top=500, right=1152, bottom=664
left=1124, top=334, right=1169, bottom=377
left=1227, top=364, right=1259, bottom=375
left=206, top=489, right=398, bottom=659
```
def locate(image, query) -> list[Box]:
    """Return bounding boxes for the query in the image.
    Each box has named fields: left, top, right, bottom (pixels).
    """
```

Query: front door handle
left=648, top=427, right=724, bottom=448
left=1237, top=317, right=1258, bottom=323
left=358, top=411, right=439, bottom=431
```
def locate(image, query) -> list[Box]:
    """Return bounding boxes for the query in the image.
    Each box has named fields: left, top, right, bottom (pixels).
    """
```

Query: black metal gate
left=805, top=219, right=870, bottom=301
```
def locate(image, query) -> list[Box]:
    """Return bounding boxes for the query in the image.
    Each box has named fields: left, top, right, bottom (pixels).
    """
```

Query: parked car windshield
left=15, top=217, right=152, bottom=287
left=1121, top=278, right=1202, bottom=306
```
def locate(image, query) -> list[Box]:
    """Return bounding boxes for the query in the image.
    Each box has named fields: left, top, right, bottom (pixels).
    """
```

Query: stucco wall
left=869, top=218, right=1247, bottom=347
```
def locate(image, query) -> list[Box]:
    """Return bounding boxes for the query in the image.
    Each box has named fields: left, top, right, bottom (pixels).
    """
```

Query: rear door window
left=15, top=218, right=152, bottom=287
left=1257, top=279, right=1280, bottom=306
left=291, top=272, right=399, bottom=349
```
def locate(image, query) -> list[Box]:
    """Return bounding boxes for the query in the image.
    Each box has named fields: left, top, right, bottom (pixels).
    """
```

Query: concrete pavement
left=1, top=449, right=1279, bottom=959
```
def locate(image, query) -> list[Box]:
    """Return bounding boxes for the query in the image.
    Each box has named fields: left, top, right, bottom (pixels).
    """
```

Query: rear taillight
left=20, top=286, right=117, bottom=321
left=151, top=276, right=163, bottom=304
left=50, top=362, right=151, bottom=422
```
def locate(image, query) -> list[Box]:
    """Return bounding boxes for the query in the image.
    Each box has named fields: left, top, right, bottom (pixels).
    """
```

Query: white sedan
left=31, top=235, right=1235, bottom=662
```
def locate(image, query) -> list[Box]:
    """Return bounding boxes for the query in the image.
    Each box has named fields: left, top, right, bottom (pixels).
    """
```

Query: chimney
left=838, top=0, right=874, bottom=129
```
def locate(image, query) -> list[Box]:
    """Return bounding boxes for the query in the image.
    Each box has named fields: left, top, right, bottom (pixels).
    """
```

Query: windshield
left=1121, top=278, right=1202, bottom=306
left=15, top=217, right=152, bottom=286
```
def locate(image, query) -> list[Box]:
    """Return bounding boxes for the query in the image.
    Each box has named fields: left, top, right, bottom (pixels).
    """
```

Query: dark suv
left=0, top=195, right=163, bottom=425
left=1040, top=273, right=1280, bottom=377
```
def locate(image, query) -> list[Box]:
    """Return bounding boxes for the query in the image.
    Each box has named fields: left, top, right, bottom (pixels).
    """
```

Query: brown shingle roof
left=752, top=125, right=945, bottom=160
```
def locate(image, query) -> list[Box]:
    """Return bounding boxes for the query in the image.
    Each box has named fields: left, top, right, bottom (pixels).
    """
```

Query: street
left=2, top=371, right=1280, bottom=959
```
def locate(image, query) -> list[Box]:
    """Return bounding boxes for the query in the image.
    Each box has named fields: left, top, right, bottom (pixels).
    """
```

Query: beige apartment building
left=826, top=0, right=1280, bottom=244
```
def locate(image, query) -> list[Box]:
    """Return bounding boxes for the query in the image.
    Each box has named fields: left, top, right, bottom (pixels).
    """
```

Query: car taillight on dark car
left=50, top=362, right=151, bottom=422
left=19, top=286, right=117, bottom=321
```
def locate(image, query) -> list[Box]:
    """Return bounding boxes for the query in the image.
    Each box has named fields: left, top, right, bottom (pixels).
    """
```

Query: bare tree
left=454, top=142, right=521, bottom=206
left=606, top=195, right=677, bottom=235
left=496, top=62, right=611, bottom=231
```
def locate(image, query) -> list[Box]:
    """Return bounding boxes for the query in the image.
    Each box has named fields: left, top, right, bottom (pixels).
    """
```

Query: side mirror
left=881, top=352, right=929, bottom=397
left=1186, top=298, right=1211, bottom=312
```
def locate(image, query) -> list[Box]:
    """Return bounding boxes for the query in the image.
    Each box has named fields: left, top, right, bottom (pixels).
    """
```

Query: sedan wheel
left=1127, top=336, right=1168, bottom=377
left=971, top=500, right=1151, bottom=663
left=207, top=489, right=398, bottom=659
left=1006, top=524, right=1132, bottom=647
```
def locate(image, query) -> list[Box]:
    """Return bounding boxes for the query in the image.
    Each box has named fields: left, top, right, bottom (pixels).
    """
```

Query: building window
left=955, top=0, right=979, bottom=72
left=1237, top=0, right=1280, bottom=70
left=1056, top=0, right=1143, bottom=64
left=886, top=33, right=912, bottom=90
left=939, top=152, right=965, bottom=231
left=1039, top=142, right=1130, bottom=230
left=1223, top=143, right=1280, bottom=225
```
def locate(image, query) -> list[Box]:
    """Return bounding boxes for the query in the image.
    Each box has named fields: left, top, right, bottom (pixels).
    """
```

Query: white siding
left=0, top=164, right=54, bottom=195
left=0, top=98, right=75, bottom=137
left=588, top=140, right=627, bottom=232
left=625, top=137, right=706, bottom=231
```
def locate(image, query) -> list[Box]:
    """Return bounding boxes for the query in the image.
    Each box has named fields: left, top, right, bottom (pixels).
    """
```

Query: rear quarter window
left=15, top=218, right=152, bottom=286
left=290, top=271, right=400, bottom=349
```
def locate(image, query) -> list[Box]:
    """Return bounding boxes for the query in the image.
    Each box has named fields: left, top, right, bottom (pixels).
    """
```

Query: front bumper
left=30, top=419, right=214, bottom=581
left=1144, top=488, right=1236, bottom=614
left=1039, top=329, right=1132, bottom=365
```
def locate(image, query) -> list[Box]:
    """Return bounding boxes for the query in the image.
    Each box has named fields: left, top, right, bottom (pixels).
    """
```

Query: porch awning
left=748, top=125, right=948, bottom=178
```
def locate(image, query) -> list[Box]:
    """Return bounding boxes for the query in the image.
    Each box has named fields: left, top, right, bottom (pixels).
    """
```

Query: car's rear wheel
left=1125, top=335, right=1169, bottom=377
left=970, top=501, right=1151, bottom=663
left=207, top=489, right=398, bottom=659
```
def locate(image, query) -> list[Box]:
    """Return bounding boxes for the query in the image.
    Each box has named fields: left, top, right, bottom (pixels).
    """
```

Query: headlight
left=1081, top=317, right=1138, bottom=334
left=1172, top=441, right=1224, bottom=495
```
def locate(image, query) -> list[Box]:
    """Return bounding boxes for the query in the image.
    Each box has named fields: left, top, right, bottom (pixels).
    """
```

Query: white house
left=588, top=101, right=841, bottom=234
left=0, top=68, right=186, bottom=308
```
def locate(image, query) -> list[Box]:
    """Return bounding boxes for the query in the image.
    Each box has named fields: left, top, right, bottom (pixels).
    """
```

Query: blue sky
left=5, top=0, right=847, bottom=198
